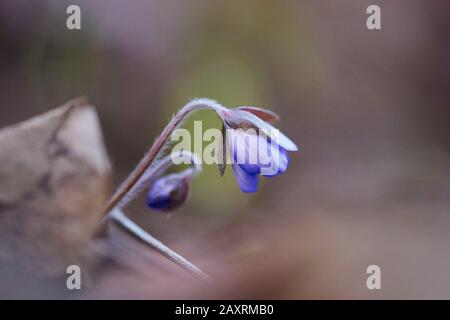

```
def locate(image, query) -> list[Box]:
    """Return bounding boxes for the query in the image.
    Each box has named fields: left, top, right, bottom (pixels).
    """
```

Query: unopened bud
left=146, top=173, right=190, bottom=212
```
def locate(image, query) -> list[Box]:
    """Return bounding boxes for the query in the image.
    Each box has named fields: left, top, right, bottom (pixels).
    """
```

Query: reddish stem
left=102, top=99, right=224, bottom=216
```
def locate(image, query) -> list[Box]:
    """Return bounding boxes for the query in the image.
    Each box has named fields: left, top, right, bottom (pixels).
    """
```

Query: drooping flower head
left=216, top=106, right=298, bottom=193
left=114, top=99, right=297, bottom=215
left=104, top=99, right=297, bottom=280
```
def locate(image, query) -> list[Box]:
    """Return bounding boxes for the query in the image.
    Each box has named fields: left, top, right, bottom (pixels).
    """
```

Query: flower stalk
left=99, top=97, right=298, bottom=279
left=102, top=98, right=225, bottom=216
left=102, top=150, right=208, bottom=278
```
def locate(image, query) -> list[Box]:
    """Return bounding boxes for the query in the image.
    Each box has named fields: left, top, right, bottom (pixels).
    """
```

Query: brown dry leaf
left=0, top=97, right=111, bottom=278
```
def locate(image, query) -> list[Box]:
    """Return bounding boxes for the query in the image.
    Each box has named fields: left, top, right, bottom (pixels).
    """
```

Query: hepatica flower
left=104, top=98, right=299, bottom=278
left=216, top=106, right=298, bottom=193
left=108, top=99, right=298, bottom=216
left=142, top=102, right=298, bottom=209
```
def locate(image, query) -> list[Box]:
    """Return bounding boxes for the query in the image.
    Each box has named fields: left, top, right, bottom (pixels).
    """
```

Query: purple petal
left=264, top=149, right=290, bottom=177
left=146, top=174, right=189, bottom=211
left=232, top=163, right=259, bottom=193
left=258, top=139, right=290, bottom=176
left=229, top=129, right=261, bottom=174
left=147, top=194, right=170, bottom=210
left=277, top=146, right=290, bottom=174
left=146, top=180, right=171, bottom=210
left=235, top=147, right=261, bottom=174
left=234, top=109, right=298, bottom=151
left=239, top=163, right=261, bottom=174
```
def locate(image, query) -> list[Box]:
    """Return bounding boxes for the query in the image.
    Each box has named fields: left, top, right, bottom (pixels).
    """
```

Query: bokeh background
left=0, top=0, right=450, bottom=298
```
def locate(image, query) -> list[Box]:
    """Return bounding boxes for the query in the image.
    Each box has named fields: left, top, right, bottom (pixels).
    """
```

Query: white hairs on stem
left=116, top=150, right=202, bottom=210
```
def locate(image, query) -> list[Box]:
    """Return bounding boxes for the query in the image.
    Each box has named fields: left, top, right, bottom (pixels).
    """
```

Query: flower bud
left=146, top=173, right=190, bottom=212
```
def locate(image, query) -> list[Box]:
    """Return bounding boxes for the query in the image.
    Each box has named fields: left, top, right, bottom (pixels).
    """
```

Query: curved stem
left=101, top=151, right=207, bottom=278
left=96, top=99, right=224, bottom=278
left=102, top=98, right=226, bottom=216
left=116, top=150, right=201, bottom=210
left=101, top=151, right=201, bottom=225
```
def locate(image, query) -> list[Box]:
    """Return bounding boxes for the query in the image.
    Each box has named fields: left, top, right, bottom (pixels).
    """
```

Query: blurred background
left=0, top=0, right=449, bottom=298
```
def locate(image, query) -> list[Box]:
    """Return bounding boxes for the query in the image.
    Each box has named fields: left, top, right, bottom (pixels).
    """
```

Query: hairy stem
left=116, top=150, right=202, bottom=210
left=97, top=99, right=225, bottom=279
left=102, top=98, right=225, bottom=216
left=101, top=151, right=201, bottom=225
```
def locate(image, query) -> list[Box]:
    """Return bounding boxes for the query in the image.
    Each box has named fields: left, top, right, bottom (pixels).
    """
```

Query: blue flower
left=144, top=101, right=298, bottom=213
left=221, top=108, right=298, bottom=193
